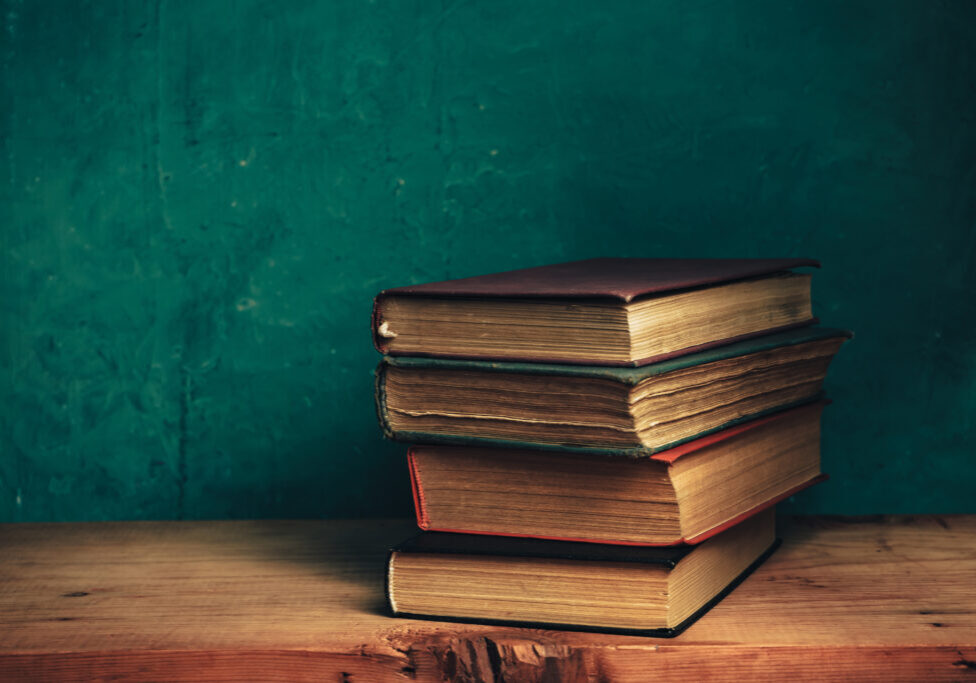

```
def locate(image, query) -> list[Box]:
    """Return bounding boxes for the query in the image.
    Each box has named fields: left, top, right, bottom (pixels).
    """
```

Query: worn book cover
left=376, top=326, right=851, bottom=455
left=407, top=401, right=829, bottom=545
left=387, top=509, right=780, bottom=637
left=373, top=257, right=820, bottom=366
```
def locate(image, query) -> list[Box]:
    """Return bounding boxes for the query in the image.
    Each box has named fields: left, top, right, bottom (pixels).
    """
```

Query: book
left=407, top=401, right=826, bottom=545
left=372, top=257, right=819, bottom=366
left=387, top=507, right=778, bottom=636
left=376, top=326, right=850, bottom=455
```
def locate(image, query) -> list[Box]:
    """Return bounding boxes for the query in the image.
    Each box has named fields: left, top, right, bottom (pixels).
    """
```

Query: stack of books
left=373, top=258, right=849, bottom=636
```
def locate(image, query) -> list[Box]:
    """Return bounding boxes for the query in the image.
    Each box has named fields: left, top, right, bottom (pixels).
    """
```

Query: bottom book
left=386, top=507, right=778, bottom=637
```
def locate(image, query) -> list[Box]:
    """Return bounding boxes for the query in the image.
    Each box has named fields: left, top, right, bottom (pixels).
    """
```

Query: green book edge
left=381, top=395, right=824, bottom=457
left=374, top=326, right=849, bottom=456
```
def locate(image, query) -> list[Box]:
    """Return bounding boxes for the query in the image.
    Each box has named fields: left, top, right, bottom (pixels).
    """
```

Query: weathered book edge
left=413, top=473, right=827, bottom=546
left=383, top=394, right=824, bottom=457
left=406, top=450, right=430, bottom=530
left=374, top=362, right=395, bottom=441
left=385, top=538, right=782, bottom=638
left=379, top=327, right=851, bottom=383
left=376, top=320, right=819, bottom=367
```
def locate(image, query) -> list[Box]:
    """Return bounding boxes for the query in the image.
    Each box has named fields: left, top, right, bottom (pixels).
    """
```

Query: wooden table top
left=1, top=515, right=974, bottom=682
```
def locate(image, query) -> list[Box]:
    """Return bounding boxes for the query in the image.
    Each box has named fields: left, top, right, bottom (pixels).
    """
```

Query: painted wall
left=2, top=0, right=974, bottom=521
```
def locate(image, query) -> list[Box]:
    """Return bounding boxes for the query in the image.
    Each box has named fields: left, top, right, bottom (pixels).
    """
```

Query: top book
left=373, top=257, right=818, bottom=366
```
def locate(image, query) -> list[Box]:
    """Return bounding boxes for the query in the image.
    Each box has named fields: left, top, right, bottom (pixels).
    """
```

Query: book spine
left=384, top=550, right=399, bottom=616
left=371, top=294, right=390, bottom=355
left=406, top=449, right=430, bottom=529
left=373, top=361, right=396, bottom=440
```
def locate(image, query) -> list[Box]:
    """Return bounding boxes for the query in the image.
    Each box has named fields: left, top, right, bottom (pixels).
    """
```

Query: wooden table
left=1, top=516, right=974, bottom=682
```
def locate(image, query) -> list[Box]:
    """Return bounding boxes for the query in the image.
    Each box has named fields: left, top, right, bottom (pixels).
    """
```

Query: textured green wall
left=2, top=0, right=974, bottom=522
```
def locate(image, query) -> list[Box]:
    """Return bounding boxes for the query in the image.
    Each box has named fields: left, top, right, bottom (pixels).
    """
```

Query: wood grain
left=1, top=516, right=974, bottom=682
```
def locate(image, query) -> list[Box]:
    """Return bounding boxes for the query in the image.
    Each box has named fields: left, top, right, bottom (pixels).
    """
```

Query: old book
left=387, top=508, right=778, bottom=636
left=408, top=402, right=826, bottom=545
left=376, top=326, right=850, bottom=454
left=373, top=257, right=818, bottom=366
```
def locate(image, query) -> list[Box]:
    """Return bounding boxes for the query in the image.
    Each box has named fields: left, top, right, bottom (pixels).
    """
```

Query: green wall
left=2, top=0, right=974, bottom=522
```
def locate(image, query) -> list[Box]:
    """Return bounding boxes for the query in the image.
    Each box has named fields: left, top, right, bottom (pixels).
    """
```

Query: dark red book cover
left=372, top=257, right=820, bottom=364
left=376, top=257, right=818, bottom=302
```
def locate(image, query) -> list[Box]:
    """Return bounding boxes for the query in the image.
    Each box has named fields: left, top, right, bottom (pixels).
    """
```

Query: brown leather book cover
left=375, top=257, right=818, bottom=302
left=372, top=257, right=820, bottom=364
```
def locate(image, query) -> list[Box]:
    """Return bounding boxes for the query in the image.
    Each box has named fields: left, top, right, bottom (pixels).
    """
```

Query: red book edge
left=681, top=473, right=828, bottom=544
left=407, top=449, right=430, bottom=529
left=372, top=295, right=390, bottom=355
left=650, top=399, right=829, bottom=464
